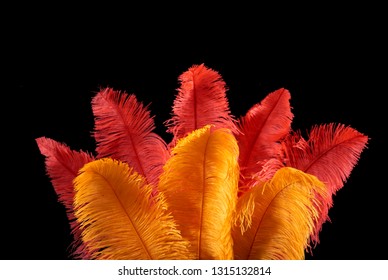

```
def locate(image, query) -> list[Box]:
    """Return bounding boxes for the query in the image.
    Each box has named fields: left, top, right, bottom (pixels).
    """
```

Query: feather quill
left=165, top=64, right=237, bottom=147
left=281, top=123, right=369, bottom=243
left=73, top=157, right=192, bottom=260
left=232, top=167, right=329, bottom=260
left=236, top=88, right=293, bottom=192
left=35, top=137, right=94, bottom=259
left=92, top=87, right=169, bottom=186
left=158, top=125, right=239, bottom=259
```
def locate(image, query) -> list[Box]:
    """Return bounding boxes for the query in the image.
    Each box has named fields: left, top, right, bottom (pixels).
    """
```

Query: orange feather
left=232, top=167, right=329, bottom=260
left=73, top=158, right=192, bottom=260
left=158, top=125, right=239, bottom=259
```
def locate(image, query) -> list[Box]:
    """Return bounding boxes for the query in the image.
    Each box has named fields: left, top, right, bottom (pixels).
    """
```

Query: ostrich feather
left=232, top=167, right=329, bottom=260
left=281, top=123, right=369, bottom=243
left=158, top=125, right=239, bottom=259
left=236, top=88, right=293, bottom=190
left=35, top=136, right=94, bottom=259
left=236, top=88, right=293, bottom=192
left=92, top=87, right=169, bottom=186
left=165, top=64, right=237, bottom=146
left=73, top=157, right=192, bottom=260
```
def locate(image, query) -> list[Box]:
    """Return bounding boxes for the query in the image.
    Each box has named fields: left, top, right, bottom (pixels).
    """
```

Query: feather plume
left=73, top=158, right=192, bottom=260
left=165, top=64, right=237, bottom=146
left=158, top=125, right=239, bottom=259
left=92, top=87, right=169, bottom=186
left=281, top=123, right=369, bottom=243
left=35, top=137, right=94, bottom=259
left=232, top=167, right=329, bottom=260
left=236, top=88, right=293, bottom=192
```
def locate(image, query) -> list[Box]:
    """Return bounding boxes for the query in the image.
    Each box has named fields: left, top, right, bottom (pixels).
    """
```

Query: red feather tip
left=92, top=87, right=169, bottom=186
left=165, top=63, right=238, bottom=146
left=236, top=88, right=293, bottom=191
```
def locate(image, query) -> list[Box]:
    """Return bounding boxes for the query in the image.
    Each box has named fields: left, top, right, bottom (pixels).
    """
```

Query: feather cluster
left=36, top=63, right=368, bottom=260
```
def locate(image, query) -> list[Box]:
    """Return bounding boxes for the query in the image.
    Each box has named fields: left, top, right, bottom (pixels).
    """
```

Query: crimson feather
left=35, top=137, right=94, bottom=259
left=92, top=88, right=169, bottom=186
left=165, top=63, right=237, bottom=147
left=236, top=88, right=293, bottom=193
left=282, top=123, right=369, bottom=244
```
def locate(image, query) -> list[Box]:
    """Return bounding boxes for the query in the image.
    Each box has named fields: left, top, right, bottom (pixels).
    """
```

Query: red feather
left=35, top=137, right=94, bottom=259
left=282, top=123, right=369, bottom=244
left=92, top=88, right=169, bottom=186
left=165, top=63, right=237, bottom=146
left=236, top=88, right=293, bottom=191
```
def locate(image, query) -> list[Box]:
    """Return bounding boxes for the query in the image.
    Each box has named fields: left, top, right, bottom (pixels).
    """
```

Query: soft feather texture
left=232, top=167, right=329, bottom=260
left=281, top=123, right=369, bottom=243
left=36, top=63, right=370, bottom=261
left=236, top=88, right=293, bottom=193
left=165, top=64, right=237, bottom=147
left=158, top=125, right=239, bottom=259
left=92, top=87, right=169, bottom=186
left=35, top=136, right=94, bottom=259
left=73, top=158, right=192, bottom=260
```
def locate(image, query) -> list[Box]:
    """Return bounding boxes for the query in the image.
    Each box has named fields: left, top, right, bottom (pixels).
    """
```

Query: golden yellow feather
left=73, top=158, right=192, bottom=260
left=232, top=167, right=329, bottom=260
left=158, top=125, right=240, bottom=259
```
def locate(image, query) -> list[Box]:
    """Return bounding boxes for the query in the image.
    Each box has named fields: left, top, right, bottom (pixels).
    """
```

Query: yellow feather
left=73, top=158, right=192, bottom=260
left=158, top=125, right=240, bottom=259
left=232, top=167, right=329, bottom=260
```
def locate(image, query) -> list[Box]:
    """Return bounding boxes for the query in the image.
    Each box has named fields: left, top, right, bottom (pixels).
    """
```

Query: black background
left=4, top=6, right=386, bottom=260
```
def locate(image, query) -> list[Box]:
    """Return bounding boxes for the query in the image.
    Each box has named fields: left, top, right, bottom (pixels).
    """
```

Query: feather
left=232, top=167, right=329, bottom=260
left=92, top=87, right=169, bottom=186
left=165, top=64, right=237, bottom=146
left=73, top=157, right=193, bottom=260
left=35, top=136, right=94, bottom=259
left=233, top=158, right=290, bottom=236
left=281, top=123, right=369, bottom=243
left=236, top=88, right=293, bottom=192
left=158, top=125, right=239, bottom=259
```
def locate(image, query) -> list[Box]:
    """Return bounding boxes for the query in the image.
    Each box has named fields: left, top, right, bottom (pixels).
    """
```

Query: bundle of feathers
left=36, top=63, right=368, bottom=260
